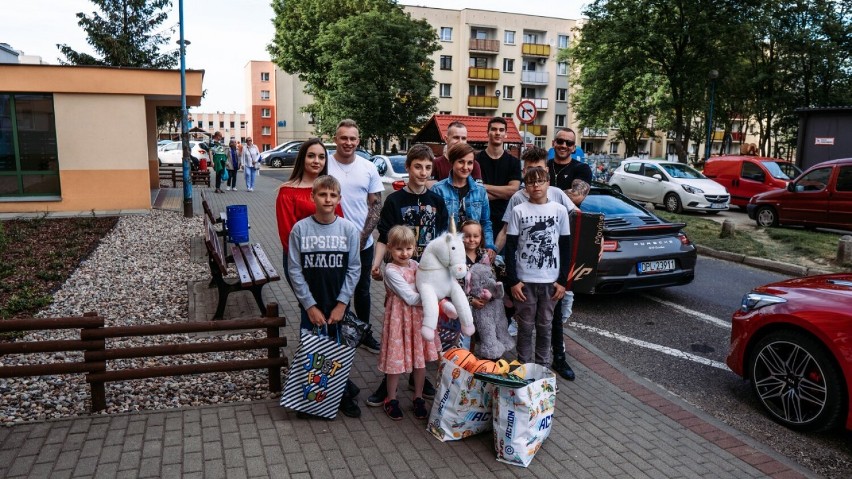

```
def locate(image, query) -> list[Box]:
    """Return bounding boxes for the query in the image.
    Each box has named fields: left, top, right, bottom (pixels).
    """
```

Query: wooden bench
left=204, top=216, right=280, bottom=320
left=192, top=169, right=211, bottom=187
left=158, top=168, right=211, bottom=188
left=159, top=168, right=181, bottom=188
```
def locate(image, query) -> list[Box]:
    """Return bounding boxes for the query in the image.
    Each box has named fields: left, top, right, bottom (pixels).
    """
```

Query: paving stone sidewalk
left=0, top=174, right=815, bottom=478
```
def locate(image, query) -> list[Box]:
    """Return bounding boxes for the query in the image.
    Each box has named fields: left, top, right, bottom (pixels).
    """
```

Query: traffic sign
left=516, top=100, right=537, bottom=124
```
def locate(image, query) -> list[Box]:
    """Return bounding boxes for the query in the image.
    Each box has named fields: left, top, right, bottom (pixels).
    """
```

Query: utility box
left=796, top=107, right=852, bottom=170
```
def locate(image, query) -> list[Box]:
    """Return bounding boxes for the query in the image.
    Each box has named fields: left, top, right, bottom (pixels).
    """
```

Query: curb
left=695, top=245, right=833, bottom=277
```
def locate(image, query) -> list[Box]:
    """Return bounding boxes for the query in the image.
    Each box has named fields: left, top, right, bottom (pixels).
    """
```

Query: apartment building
left=243, top=61, right=278, bottom=152
left=189, top=111, right=247, bottom=143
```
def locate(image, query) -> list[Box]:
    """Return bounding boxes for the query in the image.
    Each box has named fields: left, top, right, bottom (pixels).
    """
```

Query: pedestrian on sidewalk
left=504, top=166, right=572, bottom=366
left=226, top=139, right=240, bottom=190
left=366, top=144, right=447, bottom=407
left=327, top=119, right=383, bottom=354
left=287, top=175, right=363, bottom=418
left=276, top=138, right=341, bottom=285
left=241, top=137, right=261, bottom=191
left=210, top=132, right=228, bottom=193
left=377, top=226, right=442, bottom=421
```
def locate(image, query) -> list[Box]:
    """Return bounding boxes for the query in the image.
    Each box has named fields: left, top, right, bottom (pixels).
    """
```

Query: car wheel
left=755, top=206, right=778, bottom=227
left=610, top=185, right=623, bottom=194
left=748, top=331, right=845, bottom=432
left=664, top=193, right=682, bottom=213
left=271, top=157, right=283, bottom=168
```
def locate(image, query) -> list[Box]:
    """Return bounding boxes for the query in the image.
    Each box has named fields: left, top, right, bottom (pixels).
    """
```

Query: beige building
left=188, top=111, right=247, bottom=143
left=0, top=64, right=203, bottom=214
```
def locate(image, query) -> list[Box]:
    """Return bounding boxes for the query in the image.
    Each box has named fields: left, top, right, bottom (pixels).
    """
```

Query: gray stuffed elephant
left=466, top=262, right=515, bottom=359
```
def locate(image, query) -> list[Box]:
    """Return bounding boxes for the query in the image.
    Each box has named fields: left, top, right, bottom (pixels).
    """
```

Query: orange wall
left=0, top=170, right=151, bottom=213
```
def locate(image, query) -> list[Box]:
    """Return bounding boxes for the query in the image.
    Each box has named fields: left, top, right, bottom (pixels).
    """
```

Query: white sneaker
left=232, top=187, right=237, bottom=191
left=508, top=319, right=518, bottom=337
left=226, top=187, right=232, bottom=191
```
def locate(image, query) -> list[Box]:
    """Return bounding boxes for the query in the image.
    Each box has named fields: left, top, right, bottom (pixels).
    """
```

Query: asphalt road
left=569, top=257, right=851, bottom=477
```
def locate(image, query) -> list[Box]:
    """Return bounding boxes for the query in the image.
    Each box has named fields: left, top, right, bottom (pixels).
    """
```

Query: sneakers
left=232, top=187, right=238, bottom=191
left=408, top=375, right=436, bottom=400
left=366, top=377, right=387, bottom=407
left=413, top=397, right=429, bottom=420
left=551, top=356, right=576, bottom=381
left=359, top=332, right=381, bottom=354
left=339, top=397, right=362, bottom=418
left=508, top=318, right=518, bottom=337
left=384, top=399, right=403, bottom=421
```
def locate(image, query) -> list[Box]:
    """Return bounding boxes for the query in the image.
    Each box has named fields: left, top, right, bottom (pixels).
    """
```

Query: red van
left=704, top=156, right=801, bottom=208
left=747, top=158, right=852, bottom=230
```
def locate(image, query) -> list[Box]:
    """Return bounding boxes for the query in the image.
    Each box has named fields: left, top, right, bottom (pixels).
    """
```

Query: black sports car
left=578, top=184, right=697, bottom=294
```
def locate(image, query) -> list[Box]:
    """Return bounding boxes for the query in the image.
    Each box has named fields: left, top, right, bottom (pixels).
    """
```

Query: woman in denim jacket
left=431, top=143, right=496, bottom=260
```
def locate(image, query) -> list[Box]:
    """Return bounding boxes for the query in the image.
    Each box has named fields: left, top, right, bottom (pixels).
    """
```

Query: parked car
left=157, top=141, right=209, bottom=167
left=259, top=140, right=302, bottom=165
left=704, top=155, right=802, bottom=208
left=576, top=185, right=697, bottom=294
left=370, top=155, right=409, bottom=183
left=264, top=143, right=371, bottom=168
left=747, top=158, right=852, bottom=230
left=726, top=273, right=852, bottom=432
left=608, top=159, right=730, bottom=213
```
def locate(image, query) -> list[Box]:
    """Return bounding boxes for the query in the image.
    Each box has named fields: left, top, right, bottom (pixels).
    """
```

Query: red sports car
left=727, top=274, right=852, bottom=432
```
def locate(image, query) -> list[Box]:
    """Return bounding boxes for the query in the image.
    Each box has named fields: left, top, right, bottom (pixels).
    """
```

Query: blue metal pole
left=179, top=0, right=193, bottom=217
left=704, top=78, right=716, bottom=162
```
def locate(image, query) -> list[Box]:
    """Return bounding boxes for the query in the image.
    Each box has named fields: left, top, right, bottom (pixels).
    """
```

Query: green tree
left=57, top=0, right=177, bottom=68
left=268, top=0, right=439, bottom=144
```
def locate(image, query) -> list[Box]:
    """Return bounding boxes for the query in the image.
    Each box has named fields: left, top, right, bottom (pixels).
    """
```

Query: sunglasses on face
left=554, top=138, right=575, bottom=147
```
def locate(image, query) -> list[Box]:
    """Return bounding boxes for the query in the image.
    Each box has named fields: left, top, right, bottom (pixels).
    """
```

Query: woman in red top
left=275, top=138, right=343, bottom=283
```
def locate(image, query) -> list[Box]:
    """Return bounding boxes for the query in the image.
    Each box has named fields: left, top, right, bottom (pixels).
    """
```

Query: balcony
left=469, top=39, right=500, bottom=53
left=520, top=71, right=549, bottom=85
left=468, top=96, right=499, bottom=109
left=522, top=43, right=550, bottom=57
left=583, top=127, right=608, bottom=138
left=521, top=98, right=549, bottom=110
left=468, top=67, right=500, bottom=82
left=521, top=124, right=548, bottom=137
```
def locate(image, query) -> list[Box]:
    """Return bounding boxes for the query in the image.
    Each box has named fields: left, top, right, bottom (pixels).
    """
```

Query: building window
left=502, top=86, right=514, bottom=99
left=439, top=83, right=451, bottom=98
left=0, top=93, right=60, bottom=197
left=557, top=62, right=568, bottom=75
left=504, top=30, right=515, bottom=45
left=240, top=121, right=247, bottom=129
left=219, top=121, right=224, bottom=128
left=558, top=35, right=569, bottom=49
left=263, top=144, right=271, bottom=151
left=440, top=55, right=452, bottom=70
left=469, top=57, right=487, bottom=68
left=260, top=90, right=270, bottom=100
left=523, top=33, right=539, bottom=44
left=502, top=58, right=514, bottom=72
left=440, top=27, right=453, bottom=41
left=261, top=126, right=271, bottom=135
left=555, top=114, right=566, bottom=127
left=469, top=85, right=486, bottom=96
left=208, top=121, right=213, bottom=129
left=197, top=120, right=203, bottom=128
left=230, top=121, right=235, bottom=128
left=260, top=72, right=270, bottom=82
left=610, top=142, right=620, bottom=154
left=521, top=87, right=537, bottom=99
left=472, top=29, right=487, bottom=40
left=502, top=113, right=513, bottom=118
left=439, top=111, right=452, bottom=115
left=556, top=88, right=567, bottom=102
left=261, top=108, right=271, bottom=118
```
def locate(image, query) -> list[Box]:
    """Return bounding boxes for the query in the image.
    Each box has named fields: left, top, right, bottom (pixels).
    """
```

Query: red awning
left=412, top=114, right=523, bottom=144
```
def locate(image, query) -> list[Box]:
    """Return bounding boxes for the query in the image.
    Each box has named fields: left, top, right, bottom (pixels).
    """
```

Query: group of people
left=204, top=131, right=262, bottom=193
left=275, top=117, right=592, bottom=421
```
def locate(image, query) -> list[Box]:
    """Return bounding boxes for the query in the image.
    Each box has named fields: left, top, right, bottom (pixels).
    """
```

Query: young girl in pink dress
left=378, top=225, right=442, bottom=421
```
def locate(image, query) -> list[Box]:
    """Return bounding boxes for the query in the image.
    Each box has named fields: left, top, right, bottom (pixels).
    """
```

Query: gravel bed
left=0, top=210, right=278, bottom=425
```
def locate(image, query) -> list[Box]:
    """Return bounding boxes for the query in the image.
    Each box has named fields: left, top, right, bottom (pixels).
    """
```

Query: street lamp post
left=178, top=0, right=192, bottom=217
left=704, top=70, right=719, bottom=163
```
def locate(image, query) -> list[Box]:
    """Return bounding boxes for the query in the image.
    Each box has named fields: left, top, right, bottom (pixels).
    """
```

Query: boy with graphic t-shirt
left=288, top=175, right=363, bottom=418
left=504, top=167, right=571, bottom=366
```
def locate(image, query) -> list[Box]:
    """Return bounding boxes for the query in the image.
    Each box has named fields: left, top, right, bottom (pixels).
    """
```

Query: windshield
left=764, top=161, right=801, bottom=180
left=659, top=163, right=706, bottom=179
left=580, top=191, right=649, bottom=217
left=388, top=156, right=408, bottom=174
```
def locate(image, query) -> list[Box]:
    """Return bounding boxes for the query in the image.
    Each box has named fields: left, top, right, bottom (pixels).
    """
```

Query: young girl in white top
left=378, top=226, right=442, bottom=421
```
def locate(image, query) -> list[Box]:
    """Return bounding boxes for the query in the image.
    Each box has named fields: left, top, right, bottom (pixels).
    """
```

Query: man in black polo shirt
left=476, top=117, right=521, bottom=247
left=548, top=127, right=592, bottom=205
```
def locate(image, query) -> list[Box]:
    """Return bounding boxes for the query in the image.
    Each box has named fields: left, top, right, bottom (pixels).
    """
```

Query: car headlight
left=681, top=184, right=704, bottom=194
left=740, top=292, right=786, bottom=312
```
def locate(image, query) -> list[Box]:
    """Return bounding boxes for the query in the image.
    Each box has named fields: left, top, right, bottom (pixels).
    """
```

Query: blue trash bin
left=226, top=204, right=249, bottom=244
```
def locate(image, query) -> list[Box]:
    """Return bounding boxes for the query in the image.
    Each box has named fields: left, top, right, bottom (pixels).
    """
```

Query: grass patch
left=654, top=211, right=847, bottom=271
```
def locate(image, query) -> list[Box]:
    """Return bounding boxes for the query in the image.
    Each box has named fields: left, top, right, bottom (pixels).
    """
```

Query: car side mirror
left=652, top=174, right=663, bottom=182
left=786, top=182, right=795, bottom=192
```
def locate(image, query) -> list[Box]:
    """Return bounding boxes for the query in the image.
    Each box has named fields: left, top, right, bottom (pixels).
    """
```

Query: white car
left=157, top=141, right=209, bottom=167
left=608, top=159, right=730, bottom=213
left=370, top=154, right=409, bottom=184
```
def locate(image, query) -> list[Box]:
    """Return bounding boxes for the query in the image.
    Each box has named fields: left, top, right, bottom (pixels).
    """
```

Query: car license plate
left=637, top=259, right=676, bottom=274
left=710, top=203, right=726, bottom=209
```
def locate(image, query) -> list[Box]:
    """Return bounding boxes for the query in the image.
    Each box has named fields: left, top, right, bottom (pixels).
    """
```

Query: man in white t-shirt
left=327, top=119, right=384, bottom=355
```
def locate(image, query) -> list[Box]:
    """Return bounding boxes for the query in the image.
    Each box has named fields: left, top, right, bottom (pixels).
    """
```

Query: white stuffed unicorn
left=416, top=219, right=475, bottom=341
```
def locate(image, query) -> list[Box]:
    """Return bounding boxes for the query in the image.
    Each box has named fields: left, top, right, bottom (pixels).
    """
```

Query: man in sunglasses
left=548, top=128, right=592, bottom=206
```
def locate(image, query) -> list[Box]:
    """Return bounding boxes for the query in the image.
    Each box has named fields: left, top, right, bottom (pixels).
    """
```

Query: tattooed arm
left=361, top=191, right=383, bottom=249
left=565, top=179, right=590, bottom=206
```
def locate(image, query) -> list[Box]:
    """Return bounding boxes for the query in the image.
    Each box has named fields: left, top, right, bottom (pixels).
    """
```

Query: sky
left=4, top=0, right=587, bottom=113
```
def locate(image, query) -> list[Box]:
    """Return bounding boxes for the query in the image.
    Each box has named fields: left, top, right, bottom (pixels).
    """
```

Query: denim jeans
left=245, top=167, right=258, bottom=189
